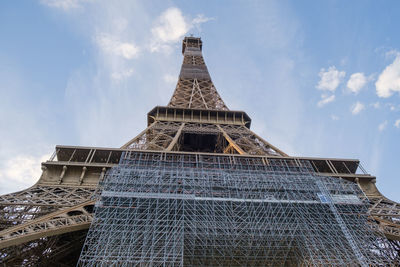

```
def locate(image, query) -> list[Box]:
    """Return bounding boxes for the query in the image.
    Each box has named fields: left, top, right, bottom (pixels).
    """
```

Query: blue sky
left=0, top=1, right=399, bottom=202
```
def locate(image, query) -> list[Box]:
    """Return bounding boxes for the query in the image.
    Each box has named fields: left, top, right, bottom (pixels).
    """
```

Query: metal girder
left=167, top=123, right=185, bottom=151
left=217, top=124, right=245, bottom=154
left=168, top=41, right=227, bottom=110
left=0, top=230, right=87, bottom=266
left=121, top=121, right=157, bottom=149
left=1, top=35, right=400, bottom=265
left=77, top=152, right=400, bottom=266
left=356, top=180, right=400, bottom=241
left=0, top=185, right=94, bottom=207
left=220, top=124, right=287, bottom=156
left=0, top=200, right=94, bottom=249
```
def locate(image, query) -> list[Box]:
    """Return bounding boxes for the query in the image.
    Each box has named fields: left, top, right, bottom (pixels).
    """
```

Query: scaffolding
left=78, top=152, right=399, bottom=266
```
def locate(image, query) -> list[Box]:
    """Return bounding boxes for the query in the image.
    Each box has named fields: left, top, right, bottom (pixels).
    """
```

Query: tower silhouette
left=1, top=37, right=399, bottom=266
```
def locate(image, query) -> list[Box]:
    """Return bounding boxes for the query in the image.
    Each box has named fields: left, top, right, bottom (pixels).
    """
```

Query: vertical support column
left=58, top=165, right=67, bottom=184
left=99, top=167, right=107, bottom=183
left=79, top=167, right=87, bottom=185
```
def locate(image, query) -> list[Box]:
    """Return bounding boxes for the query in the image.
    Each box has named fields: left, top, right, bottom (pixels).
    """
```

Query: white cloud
left=347, top=72, right=367, bottom=94
left=163, top=74, right=176, bottom=84
left=384, top=103, right=400, bottom=111
left=317, top=94, right=335, bottom=107
left=386, top=49, right=400, bottom=57
left=192, top=14, right=214, bottom=30
left=351, top=101, right=365, bottom=115
left=371, top=102, right=380, bottom=109
left=378, top=120, right=388, bottom=131
left=395, top=119, right=400, bottom=128
left=150, top=7, right=213, bottom=52
left=331, top=115, right=339, bottom=121
left=376, top=53, right=400, bottom=98
left=95, top=33, right=139, bottom=59
left=111, top=68, right=134, bottom=81
left=0, top=154, right=50, bottom=194
left=316, top=66, right=345, bottom=92
left=40, top=0, right=89, bottom=11
left=152, top=8, right=188, bottom=44
left=340, top=57, right=348, bottom=66
left=42, top=3, right=216, bottom=149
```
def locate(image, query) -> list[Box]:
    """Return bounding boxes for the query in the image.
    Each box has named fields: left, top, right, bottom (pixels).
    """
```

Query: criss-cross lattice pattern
left=0, top=186, right=95, bottom=230
left=123, top=122, right=285, bottom=156
left=2, top=36, right=400, bottom=266
left=78, top=152, right=399, bottom=266
left=168, top=39, right=227, bottom=110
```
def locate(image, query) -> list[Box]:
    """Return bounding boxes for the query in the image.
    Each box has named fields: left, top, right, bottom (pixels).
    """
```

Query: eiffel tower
left=1, top=36, right=399, bottom=266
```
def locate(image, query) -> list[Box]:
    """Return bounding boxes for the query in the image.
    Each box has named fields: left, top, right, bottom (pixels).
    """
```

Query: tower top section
left=182, top=36, right=202, bottom=54
left=169, top=36, right=228, bottom=110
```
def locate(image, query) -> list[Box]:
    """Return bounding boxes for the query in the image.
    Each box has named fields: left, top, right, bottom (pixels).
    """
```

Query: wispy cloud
left=371, top=102, right=380, bottom=109
left=346, top=72, right=367, bottom=94
left=0, top=154, right=50, bottom=194
left=316, top=66, right=345, bottom=92
left=378, top=120, right=388, bottom=131
left=40, top=0, right=90, bottom=11
left=394, top=119, right=400, bottom=128
left=38, top=3, right=214, bottom=147
left=351, top=101, right=365, bottom=115
left=331, top=114, right=339, bottom=121
left=192, top=14, right=214, bottom=30
left=389, top=104, right=397, bottom=111
left=111, top=68, right=134, bottom=81
left=150, top=7, right=213, bottom=53
left=150, top=7, right=189, bottom=52
left=0, top=61, right=56, bottom=194
left=376, top=52, right=400, bottom=98
left=317, top=94, right=335, bottom=107
left=95, top=33, right=139, bottom=60
left=315, top=66, right=345, bottom=107
left=163, top=74, right=177, bottom=84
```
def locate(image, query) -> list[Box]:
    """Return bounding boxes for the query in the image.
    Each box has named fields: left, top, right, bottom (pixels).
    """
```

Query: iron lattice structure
left=1, top=36, right=400, bottom=266
left=78, top=152, right=398, bottom=266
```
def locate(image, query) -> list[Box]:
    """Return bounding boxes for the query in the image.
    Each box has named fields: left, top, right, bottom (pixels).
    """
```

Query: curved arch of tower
left=1, top=37, right=399, bottom=266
